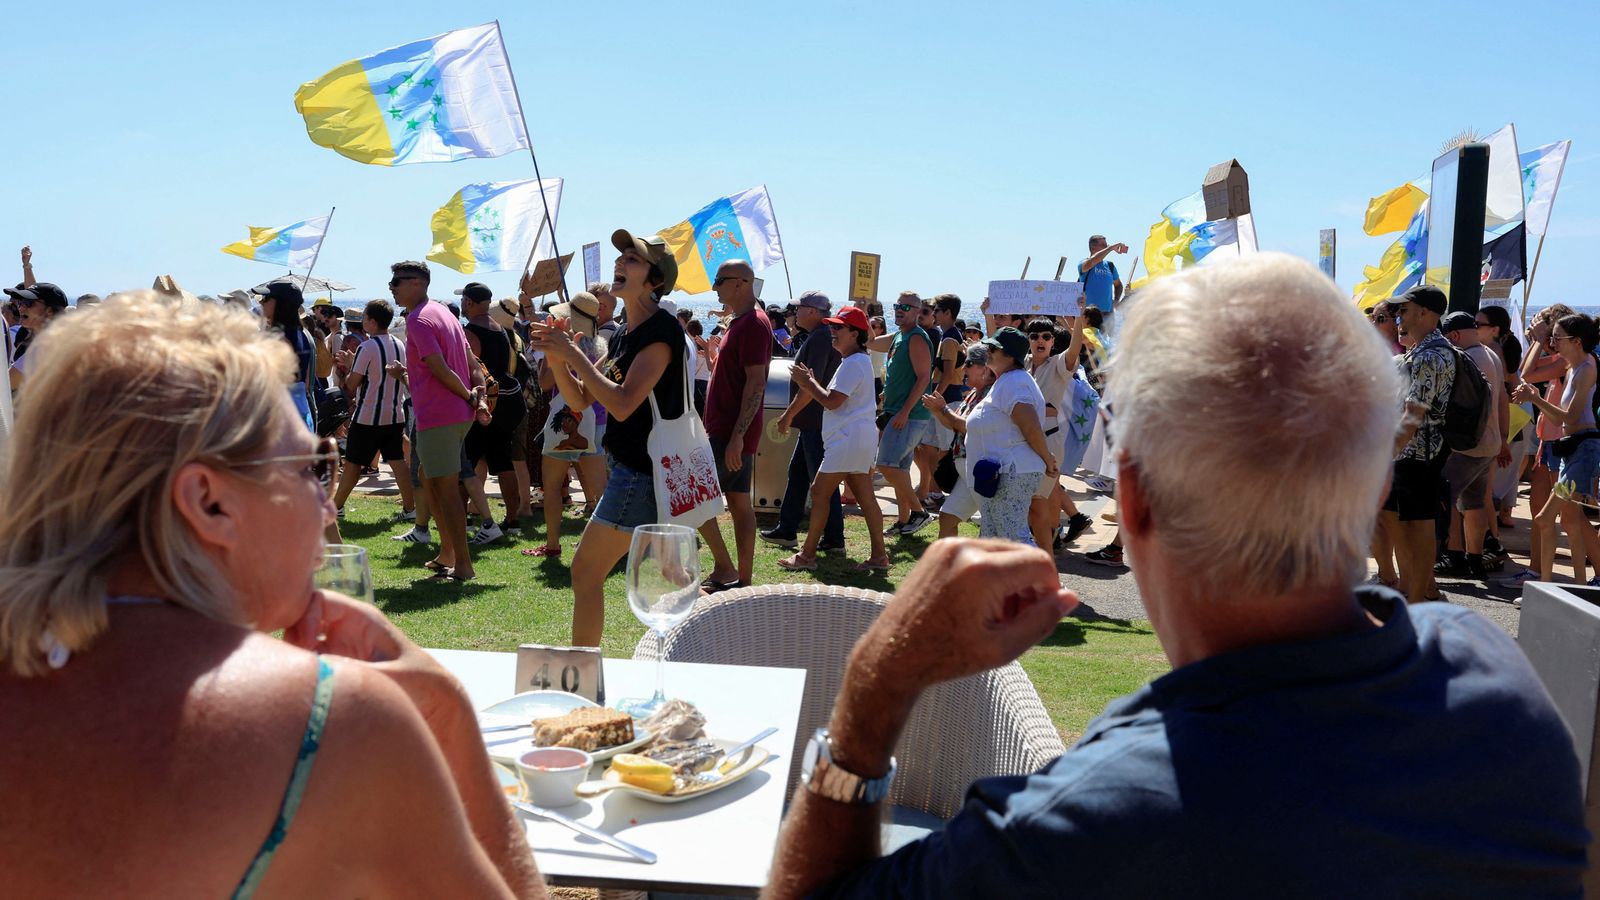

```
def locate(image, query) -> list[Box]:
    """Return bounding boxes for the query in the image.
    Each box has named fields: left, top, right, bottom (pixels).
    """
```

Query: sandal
left=699, top=577, right=746, bottom=593
left=776, top=554, right=817, bottom=572
left=854, top=557, right=892, bottom=572
left=521, top=545, right=561, bottom=559
left=424, top=570, right=473, bottom=584
left=423, top=560, right=451, bottom=572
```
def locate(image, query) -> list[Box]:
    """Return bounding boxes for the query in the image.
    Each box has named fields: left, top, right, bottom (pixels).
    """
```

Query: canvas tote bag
left=646, top=351, right=726, bottom=528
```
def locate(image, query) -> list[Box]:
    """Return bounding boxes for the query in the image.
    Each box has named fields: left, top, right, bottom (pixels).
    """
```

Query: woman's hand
left=285, top=590, right=466, bottom=731
left=921, top=393, right=948, bottom=413
left=1511, top=382, right=1537, bottom=404
left=791, top=362, right=812, bottom=383
left=528, top=319, right=580, bottom=364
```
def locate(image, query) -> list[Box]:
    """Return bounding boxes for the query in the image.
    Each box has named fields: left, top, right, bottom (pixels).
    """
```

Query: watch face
left=802, top=732, right=822, bottom=774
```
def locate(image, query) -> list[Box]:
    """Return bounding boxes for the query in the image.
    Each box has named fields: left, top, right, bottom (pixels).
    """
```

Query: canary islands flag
left=221, top=215, right=329, bottom=268
left=427, top=178, right=563, bottom=274
left=658, top=186, right=784, bottom=295
left=294, top=23, right=529, bottom=166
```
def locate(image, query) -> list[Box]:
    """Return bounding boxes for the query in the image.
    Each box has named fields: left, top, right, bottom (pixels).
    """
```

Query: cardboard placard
left=1203, top=159, right=1251, bottom=220
left=849, top=251, right=881, bottom=304
left=515, top=643, right=605, bottom=704
left=986, top=280, right=1085, bottom=316
left=523, top=252, right=575, bottom=298
left=582, top=242, right=601, bottom=286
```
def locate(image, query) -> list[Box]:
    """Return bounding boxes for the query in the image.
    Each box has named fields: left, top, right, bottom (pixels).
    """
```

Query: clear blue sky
left=6, top=0, right=1597, bottom=312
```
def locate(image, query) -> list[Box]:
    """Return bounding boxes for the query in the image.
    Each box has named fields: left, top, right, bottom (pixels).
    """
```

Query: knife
left=512, top=801, right=658, bottom=864
left=717, top=727, right=778, bottom=774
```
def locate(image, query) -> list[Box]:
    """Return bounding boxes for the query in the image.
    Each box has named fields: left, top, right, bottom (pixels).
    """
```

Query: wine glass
left=616, top=524, right=701, bottom=718
left=315, top=544, right=373, bottom=605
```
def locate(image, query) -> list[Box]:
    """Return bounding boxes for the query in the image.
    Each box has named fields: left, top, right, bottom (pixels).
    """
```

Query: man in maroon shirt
left=700, top=260, right=773, bottom=592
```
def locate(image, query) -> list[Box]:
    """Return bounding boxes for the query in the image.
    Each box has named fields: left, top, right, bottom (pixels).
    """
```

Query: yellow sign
left=849, top=251, right=880, bottom=304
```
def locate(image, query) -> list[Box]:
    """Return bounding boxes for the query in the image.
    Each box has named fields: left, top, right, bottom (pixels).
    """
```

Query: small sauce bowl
left=516, top=747, right=593, bottom=807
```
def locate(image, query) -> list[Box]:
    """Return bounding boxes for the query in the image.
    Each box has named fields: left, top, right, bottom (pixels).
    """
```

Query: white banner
left=987, top=280, right=1085, bottom=316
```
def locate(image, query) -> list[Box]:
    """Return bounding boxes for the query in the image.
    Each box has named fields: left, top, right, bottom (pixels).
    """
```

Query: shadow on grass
left=1038, top=617, right=1154, bottom=648
left=376, top=579, right=495, bottom=614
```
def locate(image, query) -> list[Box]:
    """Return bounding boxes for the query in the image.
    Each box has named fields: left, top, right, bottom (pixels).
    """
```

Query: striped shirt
left=350, top=334, right=408, bottom=427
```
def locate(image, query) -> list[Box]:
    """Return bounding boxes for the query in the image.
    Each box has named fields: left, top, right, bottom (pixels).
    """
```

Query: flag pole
left=494, top=19, right=569, bottom=304
left=298, top=206, right=336, bottom=294
left=761, top=185, right=796, bottom=299
left=1521, top=233, right=1548, bottom=322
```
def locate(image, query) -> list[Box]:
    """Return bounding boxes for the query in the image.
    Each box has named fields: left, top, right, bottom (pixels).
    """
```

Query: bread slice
left=532, top=707, right=634, bottom=751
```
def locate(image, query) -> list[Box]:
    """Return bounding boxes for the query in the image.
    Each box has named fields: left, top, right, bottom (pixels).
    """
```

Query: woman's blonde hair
left=0, top=294, right=294, bottom=676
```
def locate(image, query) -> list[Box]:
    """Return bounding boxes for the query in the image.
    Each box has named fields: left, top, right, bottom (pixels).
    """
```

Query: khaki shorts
left=416, top=421, right=471, bottom=479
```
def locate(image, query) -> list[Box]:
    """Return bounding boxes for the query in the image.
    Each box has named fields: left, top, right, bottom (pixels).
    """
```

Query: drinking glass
left=616, top=524, right=701, bottom=717
left=315, top=544, right=373, bottom=605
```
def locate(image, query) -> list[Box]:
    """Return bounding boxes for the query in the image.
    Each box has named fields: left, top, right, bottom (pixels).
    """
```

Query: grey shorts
left=1442, top=452, right=1494, bottom=512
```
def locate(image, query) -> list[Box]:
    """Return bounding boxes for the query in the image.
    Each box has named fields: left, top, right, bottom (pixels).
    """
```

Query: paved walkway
left=354, top=467, right=1542, bottom=637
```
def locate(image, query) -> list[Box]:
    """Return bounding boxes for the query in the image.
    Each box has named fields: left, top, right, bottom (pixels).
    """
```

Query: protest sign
left=582, top=241, right=600, bottom=285
left=1318, top=229, right=1336, bottom=280
left=522, top=252, right=574, bottom=298
left=986, top=280, right=1084, bottom=316
left=849, top=251, right=880, bottom=305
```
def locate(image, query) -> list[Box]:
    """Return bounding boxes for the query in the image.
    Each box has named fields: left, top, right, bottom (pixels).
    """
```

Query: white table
left=430, top=649, right=807, bottom=896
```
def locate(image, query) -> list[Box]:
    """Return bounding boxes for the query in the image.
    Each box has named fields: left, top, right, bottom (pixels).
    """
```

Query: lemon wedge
left=611, top=753, right=676, bottom=793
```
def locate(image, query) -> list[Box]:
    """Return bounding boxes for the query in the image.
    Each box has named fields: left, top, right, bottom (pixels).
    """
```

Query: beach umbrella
left=255, top=274, right=354, bottom=294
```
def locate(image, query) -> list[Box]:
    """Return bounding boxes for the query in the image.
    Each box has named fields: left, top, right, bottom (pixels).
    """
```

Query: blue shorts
left=591, top=455, right=658, bottom=531
left=1539, top=439, right=1559, bottom=472
left=877, top=418, right=931, bottom=470
left=1557, top=436, right=1600, bottom=499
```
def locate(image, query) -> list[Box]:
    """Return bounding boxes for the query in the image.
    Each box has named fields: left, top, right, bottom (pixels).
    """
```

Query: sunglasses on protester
left=388, top=275, right=421, bottom=288
left=228, top=437, right=340, bottom=489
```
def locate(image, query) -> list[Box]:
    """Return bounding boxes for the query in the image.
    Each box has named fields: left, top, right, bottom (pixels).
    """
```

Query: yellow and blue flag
left=1364, top=183, right=1427, bottom=236
left=1353, top=202, right=1428, bottom=310
left=221, top=215, right=329, bottom=268
left=1130, top=191, right=1245, bottom=289
left=657, top=186, right=784, bottom=294
left=427, top=178, right=562, bottom=274
left=295, top=23, right=529, bottom=167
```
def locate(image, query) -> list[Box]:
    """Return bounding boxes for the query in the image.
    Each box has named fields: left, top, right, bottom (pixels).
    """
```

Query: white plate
left=577, top=738, right=772, bottom=804
left=479, top=691, right=652, bottom=765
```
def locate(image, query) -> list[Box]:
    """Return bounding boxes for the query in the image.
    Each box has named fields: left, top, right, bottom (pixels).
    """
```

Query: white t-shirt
left=1462, top=342, right=1505, bottom=458
left=1027, top=352, right=1073, bottom=417
left=965, top=368, right=1047, bottom=474
left=823, top=352, right=876, bottom=443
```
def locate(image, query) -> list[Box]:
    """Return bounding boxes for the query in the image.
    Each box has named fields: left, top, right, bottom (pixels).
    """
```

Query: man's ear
left=171, top=462, right=242, bottom=553
left=1115, top=450, right=1153, bottom=540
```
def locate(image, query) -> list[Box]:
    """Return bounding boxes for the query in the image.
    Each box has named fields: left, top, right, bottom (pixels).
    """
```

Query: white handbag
left=646, top=346, right=726, bottom=528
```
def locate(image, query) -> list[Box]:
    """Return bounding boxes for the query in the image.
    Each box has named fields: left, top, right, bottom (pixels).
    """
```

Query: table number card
left=515, top=644, right=605, bottom=705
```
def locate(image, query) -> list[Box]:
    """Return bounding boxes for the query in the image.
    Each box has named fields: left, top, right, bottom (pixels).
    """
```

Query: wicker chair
left=633, top=582, right=1066, bottom=818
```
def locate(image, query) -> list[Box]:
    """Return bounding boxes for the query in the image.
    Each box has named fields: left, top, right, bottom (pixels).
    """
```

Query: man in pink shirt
left=390, top=260, right=487, bottom=582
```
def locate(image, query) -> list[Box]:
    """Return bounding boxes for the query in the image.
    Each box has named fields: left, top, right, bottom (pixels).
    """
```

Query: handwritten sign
left=986, top=280, right=1084, bottom=316
left=515, top=643, right=605, bottom=704
left=524, top=252, right=575, bottom=298
left=1318, top=229, right=1336, bottom=281
left=849, top=251, right=880, bottom=304
left=582, top=242, right=601, bottom=286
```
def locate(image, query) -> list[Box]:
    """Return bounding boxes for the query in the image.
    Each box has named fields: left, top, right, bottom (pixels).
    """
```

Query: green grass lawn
left=342, top=494, right=1170, bottom=742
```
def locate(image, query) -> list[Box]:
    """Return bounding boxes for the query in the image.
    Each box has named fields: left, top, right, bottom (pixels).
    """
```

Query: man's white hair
left=1107, top=253, right=1401, bottom=598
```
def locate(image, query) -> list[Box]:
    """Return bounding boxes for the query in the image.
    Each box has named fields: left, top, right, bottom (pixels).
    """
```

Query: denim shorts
left=877, top=418, right=931, bottom=469
left=592, top=455, right=658, bottom=531
left=1558, top=436, right=1600, bottom=499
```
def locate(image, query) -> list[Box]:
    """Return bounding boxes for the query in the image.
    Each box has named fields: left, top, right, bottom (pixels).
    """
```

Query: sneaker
left=1063, top=513, right=1093, bottom=545
left=1083, top=544, right=1126, bottom=567
left=398, top=508, right=417, bottom=522
left=336, top=506, right=346, bottom=519
left=901, top=511, right=934, bottom=535
left=499, top=519, right=522, bottom=537
left=884, top=519, right=909, bottom=536
left=816, top=537, right=847, bottom=553
left=392, top=527, right=432, bottom=544
left=1433, top=552, right=1469, bottom=577
left=1083, top=475, right=1116, bottom=493
left=759, top=528, right=798, bottom=549
left=469, top=523, right=504, bottom=545
left=1490, top=567, right=1539, bottom=589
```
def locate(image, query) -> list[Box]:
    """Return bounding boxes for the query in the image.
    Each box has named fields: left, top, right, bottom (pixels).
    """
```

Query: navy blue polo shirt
left=820, top=591, right=1587, bottom=898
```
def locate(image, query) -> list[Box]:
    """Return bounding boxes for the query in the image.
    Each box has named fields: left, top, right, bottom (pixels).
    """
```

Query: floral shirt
left=1398, top=329, right=1455, bottom=462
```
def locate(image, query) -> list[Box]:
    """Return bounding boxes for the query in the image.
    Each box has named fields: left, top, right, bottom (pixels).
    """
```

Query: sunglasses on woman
left=229, top=437, right=340, bottom=489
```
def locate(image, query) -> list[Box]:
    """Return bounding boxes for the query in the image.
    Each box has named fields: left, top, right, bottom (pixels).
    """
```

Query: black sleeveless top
left=465, top=322, right=517, bottom=389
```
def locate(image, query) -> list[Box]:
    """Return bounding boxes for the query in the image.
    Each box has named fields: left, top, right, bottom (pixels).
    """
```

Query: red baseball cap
left=823, top=305, right=869, bottom=331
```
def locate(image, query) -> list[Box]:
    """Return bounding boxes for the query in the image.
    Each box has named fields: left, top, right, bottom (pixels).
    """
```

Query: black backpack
left=1441, top=347, right=1491, bottom=452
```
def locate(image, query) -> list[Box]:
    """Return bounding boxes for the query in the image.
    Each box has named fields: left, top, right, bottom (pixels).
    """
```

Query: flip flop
left=699, top=577, right=746, bottom=594
left=521, top=546, right=561, bottom=558
left=776, top=554, right=817, bottom=572
left=854, top=558, right=892, bottom=572
left=424, top=570, right=473, bottom=584
left=423, top=560, right=451, bottom=572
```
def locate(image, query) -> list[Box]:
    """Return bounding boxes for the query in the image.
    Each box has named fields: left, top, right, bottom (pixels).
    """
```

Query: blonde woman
left=0, top=296, right=541, bottom=898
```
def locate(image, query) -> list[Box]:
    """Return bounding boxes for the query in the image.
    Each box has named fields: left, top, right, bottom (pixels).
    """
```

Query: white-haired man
left=767, top=255, right=1585, bottom=899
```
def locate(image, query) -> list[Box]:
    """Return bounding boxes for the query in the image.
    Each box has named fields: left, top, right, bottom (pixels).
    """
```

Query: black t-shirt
left=601, top=308, right=687, bottom=472
left=937, top=324, right=967, bottom=402
left=790, top=326, right=842, bottom=433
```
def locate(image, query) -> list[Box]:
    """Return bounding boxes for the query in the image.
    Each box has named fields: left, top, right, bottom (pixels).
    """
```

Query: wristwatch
left=801, top=727, right=895, bottom=805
